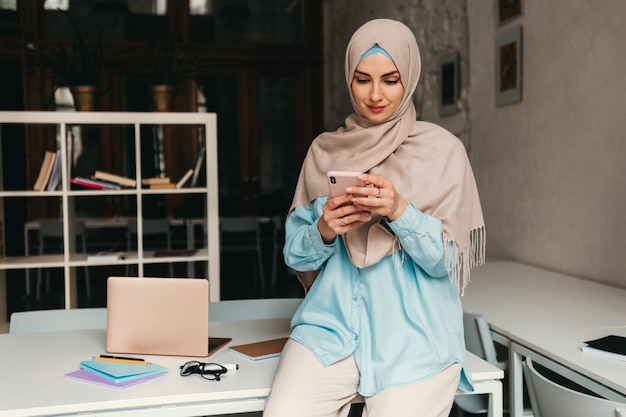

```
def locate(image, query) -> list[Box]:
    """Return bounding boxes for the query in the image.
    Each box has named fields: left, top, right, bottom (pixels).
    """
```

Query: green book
left=79, top=359, right=168, bottom=383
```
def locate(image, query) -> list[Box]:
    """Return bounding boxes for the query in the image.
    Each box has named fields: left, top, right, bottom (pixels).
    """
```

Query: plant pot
left=70, top=85, right=98, bottom=111
left=150, top=84, right=175, bottom=112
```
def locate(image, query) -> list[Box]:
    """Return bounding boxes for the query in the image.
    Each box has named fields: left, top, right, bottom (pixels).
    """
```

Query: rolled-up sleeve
left=283, top=200, right=335, bottom=272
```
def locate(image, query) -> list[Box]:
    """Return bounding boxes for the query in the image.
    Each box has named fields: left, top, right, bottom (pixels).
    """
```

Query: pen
left=92, top=355, right=149, bottom=364
left=213, top=363, right=239, bottom=371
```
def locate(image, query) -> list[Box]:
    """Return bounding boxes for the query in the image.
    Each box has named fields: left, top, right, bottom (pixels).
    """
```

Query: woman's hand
left=317, top=173, right=407, bottom=243
left=348, top=173, right=408, bottom=221
left=318, top=191, right=373, bottom=243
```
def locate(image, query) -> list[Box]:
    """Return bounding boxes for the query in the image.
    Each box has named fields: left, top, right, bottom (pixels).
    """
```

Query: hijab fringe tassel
left=445, top=226, right=486, bottom=296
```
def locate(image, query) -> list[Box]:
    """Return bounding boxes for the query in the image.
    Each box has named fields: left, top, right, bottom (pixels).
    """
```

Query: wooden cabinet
left=0, top=111, right=220, bottom=326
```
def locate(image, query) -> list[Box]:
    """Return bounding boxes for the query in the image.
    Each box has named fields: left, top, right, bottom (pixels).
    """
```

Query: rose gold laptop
left=106, top=277, right=228, bottom=357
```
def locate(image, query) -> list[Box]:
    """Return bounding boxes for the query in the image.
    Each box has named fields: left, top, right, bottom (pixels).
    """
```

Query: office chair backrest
left=39, top=219, right=87, bottom=251
left=9, top=308, right=107, bottom=334
left=127, top=218, right=171, bottom=248
left=219, top=217, right=262, bottom=248
left=523, top=358, right=626, bottom=417
left=463, top=312, right=507, bottom=370
left=209, top=298, right=303, bottom=322
left=454, top=311, right=509, bottom=416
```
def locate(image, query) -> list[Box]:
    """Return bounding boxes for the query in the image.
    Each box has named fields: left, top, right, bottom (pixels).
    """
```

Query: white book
left=87, top=251, right=126, bottom=262
left=190, top=145, right=205, bottom=188
left=176, top=169, right=194, bottom=189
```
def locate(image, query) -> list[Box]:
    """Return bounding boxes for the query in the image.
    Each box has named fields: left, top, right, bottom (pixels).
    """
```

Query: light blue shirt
left=284, top=197, right=473, bottom=397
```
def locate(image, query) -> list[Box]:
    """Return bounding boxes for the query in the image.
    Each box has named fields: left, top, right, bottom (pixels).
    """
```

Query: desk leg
left=462, top=380, right=503, bottom=417
left=24, top=227, right=30, bottom=297
left=510, top=343, right=525, bottom=417
left=490, top=330, right=516, bottom=417
left=186, top=220, right=194, bottom=277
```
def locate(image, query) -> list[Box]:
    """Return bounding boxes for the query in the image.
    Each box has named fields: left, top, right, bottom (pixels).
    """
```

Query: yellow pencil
left=92, top=355, right=149, bottom=365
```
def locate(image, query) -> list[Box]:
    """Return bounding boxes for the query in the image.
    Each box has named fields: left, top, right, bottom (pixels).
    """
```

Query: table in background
left=24, top=216, right=282, bottom=291
left=462, top=261, right=626, bottom=417
left=0, top=318, right=503, bottom=417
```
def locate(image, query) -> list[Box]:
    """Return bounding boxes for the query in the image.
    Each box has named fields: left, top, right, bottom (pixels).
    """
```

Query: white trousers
left=263, top=339, right=461, bottom=417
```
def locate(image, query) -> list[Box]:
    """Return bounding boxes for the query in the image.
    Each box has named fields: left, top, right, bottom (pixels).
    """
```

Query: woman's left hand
left=348, top=173, right=408, bottom=221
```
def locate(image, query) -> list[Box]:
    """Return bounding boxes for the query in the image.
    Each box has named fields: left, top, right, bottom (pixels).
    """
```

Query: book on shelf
left=141, top=177, right=171, bottom=186
left=66, top=129, right=74, bottom=180
left=149, top=183, right=176, bottom=189
left=176, top=169, right=194, bottom=189
left=227, top=337, right=289, bottom=361
left=582, top=335, right=626, bottom=362
left=71, top=177, right=121, bottom=190
left=0, top=220, right=4, bottom=261
left=190, top=145, right=206, bottom=188
left=46, top=149, right=62, bottom=191
left=33, top=151, right=57, bottom=191
left=87, top=251, right=126, bottom=261
left=93, top=170, right=137, bottom=188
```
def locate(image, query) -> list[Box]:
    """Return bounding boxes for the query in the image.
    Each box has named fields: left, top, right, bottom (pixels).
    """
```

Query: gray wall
left=468, top=0, right=626, bottom=288
left=324, top=0, right=626, bottom=289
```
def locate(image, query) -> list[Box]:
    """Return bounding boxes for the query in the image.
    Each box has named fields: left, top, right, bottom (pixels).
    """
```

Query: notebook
left=228, top=337, right=289, bottom=361
left=582, top=335, right=626, bottom=361
left=106, top=277, right=229, bottom=357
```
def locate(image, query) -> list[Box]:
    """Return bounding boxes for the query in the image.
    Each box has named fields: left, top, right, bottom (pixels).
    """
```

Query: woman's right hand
left=317, top=194, right=372, bottom=243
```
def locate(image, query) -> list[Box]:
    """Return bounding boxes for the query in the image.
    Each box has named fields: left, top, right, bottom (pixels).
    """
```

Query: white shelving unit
left=0, top=111, right=220, bottom=325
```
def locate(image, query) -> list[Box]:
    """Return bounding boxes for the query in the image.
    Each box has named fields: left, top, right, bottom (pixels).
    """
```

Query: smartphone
left=327, top=171, right=366, bottom=199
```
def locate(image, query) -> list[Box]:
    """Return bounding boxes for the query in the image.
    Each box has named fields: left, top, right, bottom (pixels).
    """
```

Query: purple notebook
left=64, top=369, right=165, bottom=389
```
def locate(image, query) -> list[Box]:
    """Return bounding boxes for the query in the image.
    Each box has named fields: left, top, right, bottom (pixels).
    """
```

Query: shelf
left=0, top=111, right=220, bottom=323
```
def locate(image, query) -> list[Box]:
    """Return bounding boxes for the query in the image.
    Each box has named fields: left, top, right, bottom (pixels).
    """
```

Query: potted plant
left=28, top=9, right=107, bottom=111
left=146, top=42, right=202, bottom=112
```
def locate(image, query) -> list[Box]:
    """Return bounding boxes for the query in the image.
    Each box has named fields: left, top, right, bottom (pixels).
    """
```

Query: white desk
left=462, top=261, right=626, bottom=417
left=0, top=318, right=503, bottom=417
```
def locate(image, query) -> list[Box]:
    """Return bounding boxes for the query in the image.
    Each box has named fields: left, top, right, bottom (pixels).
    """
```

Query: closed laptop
left=106, top=277, right=210, bottom=357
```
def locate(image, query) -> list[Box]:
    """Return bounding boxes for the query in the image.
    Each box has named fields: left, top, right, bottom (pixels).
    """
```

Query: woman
left=264, top=18, right=485, bottom=417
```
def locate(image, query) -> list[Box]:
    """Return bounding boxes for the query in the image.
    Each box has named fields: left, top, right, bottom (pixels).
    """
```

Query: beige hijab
left=290, top=19, right=485, bottom=292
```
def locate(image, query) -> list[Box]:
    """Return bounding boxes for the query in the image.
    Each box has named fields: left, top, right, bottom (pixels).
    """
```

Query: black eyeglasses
left=180, top=361, right=228, bottom=381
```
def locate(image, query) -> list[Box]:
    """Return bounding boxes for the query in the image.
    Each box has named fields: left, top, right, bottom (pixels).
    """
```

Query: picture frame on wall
left=498, top=0, right=523, bottom=25
left=496, top=25, right=522, bottom=106
left=439, top=52, right=460, bottom=116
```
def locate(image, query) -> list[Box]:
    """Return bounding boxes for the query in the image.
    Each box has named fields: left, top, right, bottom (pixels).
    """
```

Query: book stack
left=64, top=357, right=168, bottom=389
left=142, top=177, right=176, bottom=189
left=141, top=169, right=195, bottom=189
left=71, top=171, right=136, bottom=190
left=69, top=168, right=197, bottom=190
left=70, top=177, right=121, bottom=190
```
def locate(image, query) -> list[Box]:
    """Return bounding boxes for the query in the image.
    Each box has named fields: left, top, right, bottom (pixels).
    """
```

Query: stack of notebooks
left=64, top=357, right=168, bottom=389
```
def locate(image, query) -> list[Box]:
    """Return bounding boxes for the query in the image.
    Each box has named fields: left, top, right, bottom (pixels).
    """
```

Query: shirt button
left=354, top=334, right=359, bottom=341
left=352, top=296, right=358, bottom=301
